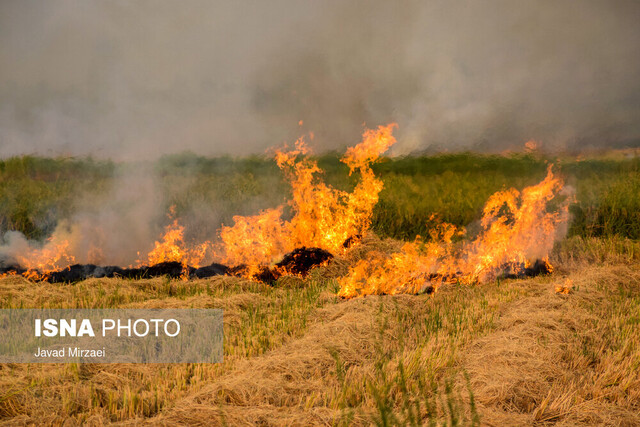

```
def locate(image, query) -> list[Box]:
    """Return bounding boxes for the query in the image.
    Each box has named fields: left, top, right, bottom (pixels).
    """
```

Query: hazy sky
left=1, top=0, right=639, bottom=159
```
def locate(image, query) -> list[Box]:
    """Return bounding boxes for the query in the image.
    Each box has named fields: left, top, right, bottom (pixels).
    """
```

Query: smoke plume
left=0, top=0, right=638, bottom=158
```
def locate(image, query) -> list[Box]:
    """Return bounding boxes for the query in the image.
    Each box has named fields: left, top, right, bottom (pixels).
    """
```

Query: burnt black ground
left=38, top=261, right=224, bottom=283
left=342, top=235, right=362, bottom=248
left=44, top=264, right=102, bottom=283
left=499, top=259, right=553, bottom=280
left=42, top=262, right=191, bottom=283
left=248, top=247, right=335, bottom=284
left=193, top=263, right=229, bottom=278
left=144, top=262, right=192, bottom=278
left=0, top=247, right=334, bottom=283
left=275, top=247, right=333, bottom=276
left=0, top=262, right=26, bottom=276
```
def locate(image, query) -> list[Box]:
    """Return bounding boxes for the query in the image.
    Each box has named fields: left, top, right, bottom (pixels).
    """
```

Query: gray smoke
left=0, top=164, right=164, bottom=267
left=1, top=0, right=639, bottom=158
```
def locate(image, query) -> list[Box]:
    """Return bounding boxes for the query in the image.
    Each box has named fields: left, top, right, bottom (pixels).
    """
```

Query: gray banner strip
left=0, top=309, right=223, bottom=363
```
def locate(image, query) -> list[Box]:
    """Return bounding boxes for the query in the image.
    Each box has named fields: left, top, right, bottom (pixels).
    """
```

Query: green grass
left=0, top=156, right=113, bottom=239
left=1, top=152, right=639, bottom=245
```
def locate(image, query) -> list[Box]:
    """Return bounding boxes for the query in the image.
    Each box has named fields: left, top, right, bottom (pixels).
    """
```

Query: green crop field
left=2, top=152, right=639, bottom=243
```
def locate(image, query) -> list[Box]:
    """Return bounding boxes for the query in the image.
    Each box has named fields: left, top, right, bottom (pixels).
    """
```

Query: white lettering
left=117, top=319, right=131, bottom=337
left=150, top=319, right=163, bottom=335
left=102, top=319, right=115, bottom=336
left=43, top=319, right=58, bottom=337
left=164, top=319, right=180, bottom=337
left=133, top=319, right=149, bottom=337
left=77, top=319, right=95, bottom=337
left=59, top=319, right=75, bottom=337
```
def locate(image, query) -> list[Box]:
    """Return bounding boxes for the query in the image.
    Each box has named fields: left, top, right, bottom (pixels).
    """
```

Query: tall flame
left=460, top=165, right=567, bottom=282
left=338, top=166, right=570, bottom=298
left=218, top=123, right=397, bottom=271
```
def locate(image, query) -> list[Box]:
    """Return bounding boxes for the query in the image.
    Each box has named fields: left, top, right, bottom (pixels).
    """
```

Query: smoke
left=0, top=0, right=638, bottom=159
left=0, top=163, right=166, bottom=267
left=59, top=165, right=163, bottom=266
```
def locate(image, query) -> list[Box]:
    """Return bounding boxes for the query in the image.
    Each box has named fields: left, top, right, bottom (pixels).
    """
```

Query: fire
left=460, top=165, right=568, bottom=282
left=143, top=208, right=211, bottom=269
left=14, top=236, right=76, bottom=280
left=2, top=123, right=571, bottom=291
left=338, top=166, right=570, bottom=298
left=338, top=221, right=462, bottom=298
left=555, top=278, right=573, bottom=295
left=218, top=207, right=289, bottom=277
left=218, top=123, right=397, bottom=272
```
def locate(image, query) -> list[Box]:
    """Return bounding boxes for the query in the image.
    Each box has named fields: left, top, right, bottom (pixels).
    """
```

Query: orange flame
left=143, top=208, right=211, bottom=269
left=13, top=236, right=76, bottom=280
left=338, top=166, right=570, bottom=298
left=460, top=165, right=568, bottom=282
left=219, top=207, right=289, bottom=276
left=4, top=124, right=570, bottom=293
left=338, top=221, right=462, bottom=298
left=555, top=278, right=573, bottom=294
left=218, top=124, right=397, bottom=272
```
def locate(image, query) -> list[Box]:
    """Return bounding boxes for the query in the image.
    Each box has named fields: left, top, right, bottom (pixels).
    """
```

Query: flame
left=460, top=165, right=568, bottom=282
left=13, top=236, right=76, bottom=280
left=338, top=166, right=570, bottom=297
left=337, top=221, right=462, bottom=298
left=219, top=207, right=289, bottom=277
left=218, top=123, right=397, bottom=272
left=143, top=208, right=211, bottom=269
left=2, top=123, right=571, bottom=292
left=555, top=278, right=573, bottom=294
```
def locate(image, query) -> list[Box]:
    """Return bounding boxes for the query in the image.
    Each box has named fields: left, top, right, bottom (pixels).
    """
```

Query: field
left=1, top=152, right=639, bottom=425
left=1, top=151, right=639, bottom=242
